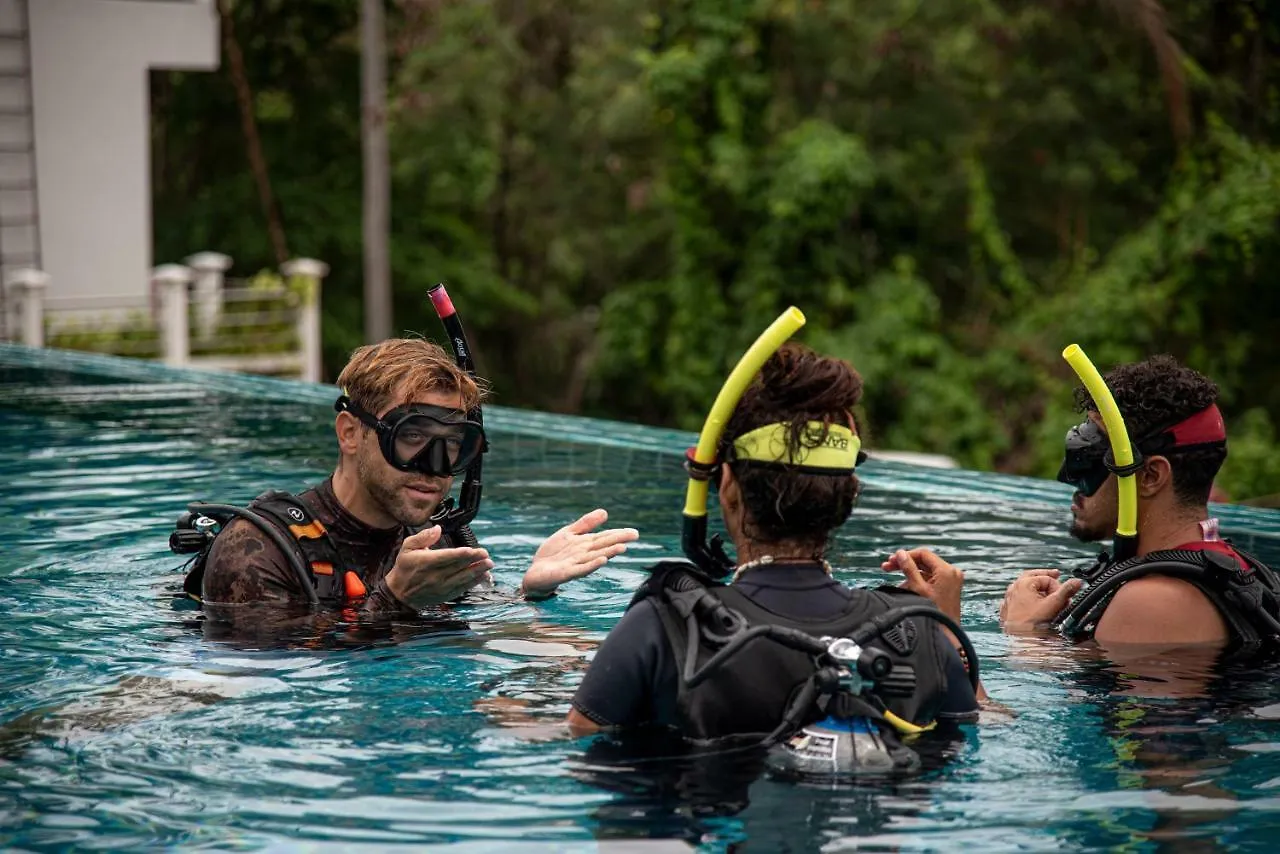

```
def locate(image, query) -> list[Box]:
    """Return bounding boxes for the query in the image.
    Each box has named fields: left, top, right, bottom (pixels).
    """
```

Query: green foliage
left=151, top=0, right=1280, bottom=498
left=1218, top=409, right=1280, bottom=505
left=189, top=274, right=299, bottom=358
left=48, top=313, right=161, bottom=358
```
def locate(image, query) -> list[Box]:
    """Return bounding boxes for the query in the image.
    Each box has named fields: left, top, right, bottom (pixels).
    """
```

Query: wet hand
left=882, top=548, right=964, bottom=622
left=521, top=509, right=639, bottom=599
left=999, top=569, right=1082, bottom=632
left=385, top=525, right=495, bottom=609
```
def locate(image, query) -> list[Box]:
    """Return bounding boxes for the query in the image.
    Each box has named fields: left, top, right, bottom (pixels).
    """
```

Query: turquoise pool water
left=3, top=343, right=1280, bottom=852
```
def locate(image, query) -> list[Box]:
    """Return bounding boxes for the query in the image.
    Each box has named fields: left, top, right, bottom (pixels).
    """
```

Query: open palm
left=520, top=509, right=640, bottom=598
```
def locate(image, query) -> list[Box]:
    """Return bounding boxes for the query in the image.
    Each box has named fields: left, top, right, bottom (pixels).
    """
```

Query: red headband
left=1164, top=404, right=1226, bottom=447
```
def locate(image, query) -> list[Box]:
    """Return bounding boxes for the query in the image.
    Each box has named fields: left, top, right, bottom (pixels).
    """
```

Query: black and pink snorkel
left=427, top=283, right=486, bottom=546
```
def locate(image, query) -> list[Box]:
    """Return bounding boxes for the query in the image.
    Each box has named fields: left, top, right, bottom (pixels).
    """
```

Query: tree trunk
left=217, top=0, right=289, bottom=265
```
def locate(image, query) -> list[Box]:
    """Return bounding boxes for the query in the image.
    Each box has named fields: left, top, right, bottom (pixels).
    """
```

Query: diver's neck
left=331, top=465, right=398, bottom=529
left=1134, top=502, right=1213, bottom=556
left=734, top=539, right=822, bottom=567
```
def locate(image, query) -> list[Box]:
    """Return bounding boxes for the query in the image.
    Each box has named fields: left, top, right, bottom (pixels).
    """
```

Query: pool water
left=3, top=344, right=1280, bottom=852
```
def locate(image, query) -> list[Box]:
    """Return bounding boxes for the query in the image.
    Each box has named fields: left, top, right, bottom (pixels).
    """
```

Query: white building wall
left=29, top=0, right=219, bottom=300
left=0, top=0, right=42, bottom=286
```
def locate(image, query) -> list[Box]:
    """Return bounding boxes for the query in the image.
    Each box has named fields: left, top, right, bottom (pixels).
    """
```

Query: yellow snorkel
left=683, top=307, right=807, bottom=575
left=1062, top=344, right=1140, bottom=562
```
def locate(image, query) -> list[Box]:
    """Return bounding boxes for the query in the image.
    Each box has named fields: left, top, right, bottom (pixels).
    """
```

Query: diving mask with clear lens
left=335, top=395, right=486, bottom=477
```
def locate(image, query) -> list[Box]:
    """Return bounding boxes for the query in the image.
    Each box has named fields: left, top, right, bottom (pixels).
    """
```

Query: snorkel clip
left=1104, top=449, right=1146, bottom=478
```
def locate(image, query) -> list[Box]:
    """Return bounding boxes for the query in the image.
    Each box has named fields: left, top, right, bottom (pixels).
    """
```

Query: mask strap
left=1104, top=448, right=1145, bottom=477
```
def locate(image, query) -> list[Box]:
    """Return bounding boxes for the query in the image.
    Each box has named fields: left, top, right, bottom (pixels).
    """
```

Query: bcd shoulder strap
left=1058, top=546, right=1280, bottom=653
left=249, top=490, right=359, bottom=603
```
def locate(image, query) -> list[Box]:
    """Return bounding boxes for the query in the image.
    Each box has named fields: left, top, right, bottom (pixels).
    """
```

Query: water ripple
left=3, top=354, right=1280, bottom=850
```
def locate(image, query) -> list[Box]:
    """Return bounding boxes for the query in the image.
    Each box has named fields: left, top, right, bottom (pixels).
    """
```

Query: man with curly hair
left=1000, top=355, right=1278, bottom=650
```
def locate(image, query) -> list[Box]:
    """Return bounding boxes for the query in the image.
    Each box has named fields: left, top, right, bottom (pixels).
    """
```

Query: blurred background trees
left=150, top=0, right=1280, bottom=500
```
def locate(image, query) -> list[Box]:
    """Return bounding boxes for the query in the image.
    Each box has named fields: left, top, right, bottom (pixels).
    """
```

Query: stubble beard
left=356, top=446, right=439, bottom=528
left=1069, top=512, right=1110, bottom=544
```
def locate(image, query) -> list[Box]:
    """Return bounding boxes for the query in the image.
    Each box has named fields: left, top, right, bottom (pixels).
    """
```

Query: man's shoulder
left=205, top=516, right=292, bottom=568
left=209, top=516, right=272, bottom=552
left=1095, top=575, right=1229, bottom=645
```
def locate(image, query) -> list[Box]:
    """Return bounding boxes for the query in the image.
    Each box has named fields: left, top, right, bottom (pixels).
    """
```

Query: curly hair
left=720, top=342, right=864, bottom=555
left=1075, top=354, right=1225, bottom=506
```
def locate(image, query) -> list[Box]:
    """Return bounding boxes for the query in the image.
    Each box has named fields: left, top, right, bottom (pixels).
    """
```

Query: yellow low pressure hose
left=1062, top=344, right=1139, bottom=558
left=883, top=710, right=936, bottom=735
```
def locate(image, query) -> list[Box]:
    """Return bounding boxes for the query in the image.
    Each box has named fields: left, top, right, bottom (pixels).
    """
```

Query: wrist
left=520, top=561, right=557, bottom=600
left=384, top=565, right=410, bottom=605
left=369, top=578, right=420, bottom=617
left=1001, top=614, right=1056, bottom=633
left=383, top=565, right=450, bottom=610
left=520, top=579, right=559, bottom=601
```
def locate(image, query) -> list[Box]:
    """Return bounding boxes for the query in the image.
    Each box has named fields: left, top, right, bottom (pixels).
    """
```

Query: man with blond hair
left=190, top=338, right=638, bottom=623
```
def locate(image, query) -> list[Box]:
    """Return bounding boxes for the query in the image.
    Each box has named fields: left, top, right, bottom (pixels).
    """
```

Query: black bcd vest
left=633, top=561, right=955, bottom=744
left=181, top=491, right=474, bottom=606
left=1056, top=544, right=1280, bottom=656
left=182, top=491, right=352, bottom=605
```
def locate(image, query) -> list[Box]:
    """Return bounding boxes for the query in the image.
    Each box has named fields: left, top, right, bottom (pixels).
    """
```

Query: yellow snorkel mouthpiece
left=682, top=307, right=806, bottom=575
left=1062, top=344, right=1139, bottom=561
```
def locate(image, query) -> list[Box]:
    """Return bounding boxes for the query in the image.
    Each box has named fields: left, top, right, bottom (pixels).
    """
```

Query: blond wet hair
left=336, top=338, right=487, bottom=415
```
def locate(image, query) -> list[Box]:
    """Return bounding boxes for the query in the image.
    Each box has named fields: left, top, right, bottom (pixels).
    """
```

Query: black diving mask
left=335, top=395, right=486, bottom=477
left=1057, top=420, right=1111, bottom=497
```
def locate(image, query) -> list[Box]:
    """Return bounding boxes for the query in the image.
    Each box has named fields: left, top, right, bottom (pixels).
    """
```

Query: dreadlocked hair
left=1075, top=354, right=1225, bottom=506
left=720, top=342, right=864, bottom=556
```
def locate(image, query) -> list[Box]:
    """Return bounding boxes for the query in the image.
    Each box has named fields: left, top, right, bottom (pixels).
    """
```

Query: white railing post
left=281, top=257, right=329, bottom=383
left=152, top=264, right=193, bottom=366
left=185, top=251, right=232, bottom=341
left=6, top=268, right=49, bottom=348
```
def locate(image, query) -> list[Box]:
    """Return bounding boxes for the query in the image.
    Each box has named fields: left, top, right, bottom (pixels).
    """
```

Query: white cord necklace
left=732, top=555, right=833, bottom=582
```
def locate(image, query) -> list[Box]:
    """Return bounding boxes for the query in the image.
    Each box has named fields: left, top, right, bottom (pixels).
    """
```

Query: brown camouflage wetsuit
left=202, top=477, right=413, bottom=615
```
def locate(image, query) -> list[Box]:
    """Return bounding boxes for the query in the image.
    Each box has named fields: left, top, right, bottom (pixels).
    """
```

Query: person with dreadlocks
left=567, top=342, right=984, bottom=756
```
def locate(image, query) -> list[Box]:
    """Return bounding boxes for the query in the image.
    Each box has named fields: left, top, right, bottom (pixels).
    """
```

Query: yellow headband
left=731, top=422, right=861, bottom=472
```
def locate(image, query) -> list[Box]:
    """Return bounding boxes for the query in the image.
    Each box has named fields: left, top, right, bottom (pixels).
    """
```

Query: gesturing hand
left=999, top=569, right=1082, bottom=632
left=520, top=509, right=640, bottom=599
left=882, top=548, right=964, bottom=623
left=385, top=525, right=495, bottom=610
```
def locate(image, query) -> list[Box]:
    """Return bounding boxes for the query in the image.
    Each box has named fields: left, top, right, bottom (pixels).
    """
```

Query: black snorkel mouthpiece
left=427, top=282, right=486, bottom=544
left=680, top=513, right=733, bottom=576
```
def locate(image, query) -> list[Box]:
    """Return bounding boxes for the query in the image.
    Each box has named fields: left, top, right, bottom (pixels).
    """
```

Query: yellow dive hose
left=1062, top=344, right=1139, bottom=559
left=883, top=709, right=935, bottom=735
left=681, top=307, right=806, bottom=573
